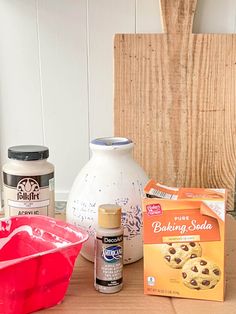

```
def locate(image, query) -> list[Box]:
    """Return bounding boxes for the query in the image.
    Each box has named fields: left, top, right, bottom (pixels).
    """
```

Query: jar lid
left=8, top=145, right=49, bottom=161
left=98, top=204, right=122, bottom=229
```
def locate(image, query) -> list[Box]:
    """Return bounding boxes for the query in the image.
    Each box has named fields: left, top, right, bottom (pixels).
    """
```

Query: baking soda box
left=143, top=180, right=226, bottom=301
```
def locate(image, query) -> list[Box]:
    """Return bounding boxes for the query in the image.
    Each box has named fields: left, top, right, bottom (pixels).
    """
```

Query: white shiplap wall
left=0, top=0, right=236, bottom=201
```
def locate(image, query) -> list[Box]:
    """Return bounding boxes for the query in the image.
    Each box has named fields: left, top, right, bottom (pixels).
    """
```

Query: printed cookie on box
left=143, top=180, right=226, bottom=301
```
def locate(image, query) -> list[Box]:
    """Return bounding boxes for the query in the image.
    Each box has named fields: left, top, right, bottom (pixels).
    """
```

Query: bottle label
left=3, top=172, right=54, bottom=217
left=95, top=234, right=123, bottom=288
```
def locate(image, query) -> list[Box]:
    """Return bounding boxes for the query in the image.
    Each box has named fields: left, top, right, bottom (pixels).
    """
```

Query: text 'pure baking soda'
left=94, top=204, right=123, bottom=293
left=143, top=180, right=226, bottom=301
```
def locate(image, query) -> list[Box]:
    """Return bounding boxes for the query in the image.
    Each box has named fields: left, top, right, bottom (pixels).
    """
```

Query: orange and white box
left=143, top=180, right=226, bottom=301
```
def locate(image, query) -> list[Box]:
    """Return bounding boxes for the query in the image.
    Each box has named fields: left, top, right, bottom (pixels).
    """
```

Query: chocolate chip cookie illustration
left=161, top=242, right=202, bottom=268
left=182, top=257, right=221, bottom=290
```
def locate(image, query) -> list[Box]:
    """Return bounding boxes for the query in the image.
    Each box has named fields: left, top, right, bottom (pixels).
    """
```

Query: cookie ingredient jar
left=2, top=145, right=55, bottom=217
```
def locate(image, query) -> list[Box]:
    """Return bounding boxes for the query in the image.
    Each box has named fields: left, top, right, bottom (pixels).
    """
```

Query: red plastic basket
left=0, top=215, right=88, bottom=314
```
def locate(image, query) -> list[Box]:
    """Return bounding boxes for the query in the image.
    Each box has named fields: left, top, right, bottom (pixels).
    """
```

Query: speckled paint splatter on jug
left=66, top=137, right=148, bottom=264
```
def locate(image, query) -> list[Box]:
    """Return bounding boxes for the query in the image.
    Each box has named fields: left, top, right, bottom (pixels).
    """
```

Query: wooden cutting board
left=114, top=0, right=236, bottom=209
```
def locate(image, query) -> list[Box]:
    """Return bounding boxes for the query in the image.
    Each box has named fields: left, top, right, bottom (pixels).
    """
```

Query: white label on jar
left=3, top=172, right=54, bottom=217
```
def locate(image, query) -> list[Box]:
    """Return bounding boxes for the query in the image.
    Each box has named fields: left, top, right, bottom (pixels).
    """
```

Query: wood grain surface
left=37, top=214, right=236, bottom=313
left=114, top=0, right=236, bottom=210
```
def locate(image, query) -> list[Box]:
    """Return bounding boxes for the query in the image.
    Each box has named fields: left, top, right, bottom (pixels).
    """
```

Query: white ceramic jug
left=66, top=137, right=148, bottom=264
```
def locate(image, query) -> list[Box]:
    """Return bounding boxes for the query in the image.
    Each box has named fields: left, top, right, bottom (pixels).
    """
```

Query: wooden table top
left=39, top=215, right=236, bottom=314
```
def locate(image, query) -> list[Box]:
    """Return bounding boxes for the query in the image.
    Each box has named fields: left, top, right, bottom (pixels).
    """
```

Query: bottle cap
left=98, top=204, right=122, bottom=229
left=8, top=145, right=49, bottom=161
